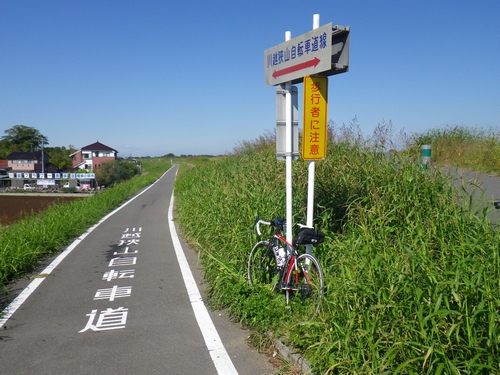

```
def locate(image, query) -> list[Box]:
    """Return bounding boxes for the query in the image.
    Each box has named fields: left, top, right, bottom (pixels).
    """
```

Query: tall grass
left=174, top=126, right=500, bottom=373
left=417, top=125, right=500, bottom=175
left=0, top=158, right=171, bottom=289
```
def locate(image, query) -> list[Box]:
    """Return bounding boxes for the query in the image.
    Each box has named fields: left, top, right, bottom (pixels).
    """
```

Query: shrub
left=95, top=159, right=140, bottom=186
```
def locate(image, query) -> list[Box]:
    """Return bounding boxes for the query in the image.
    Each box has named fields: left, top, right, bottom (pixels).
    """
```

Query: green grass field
left=174, top=126, right=500, bottom=374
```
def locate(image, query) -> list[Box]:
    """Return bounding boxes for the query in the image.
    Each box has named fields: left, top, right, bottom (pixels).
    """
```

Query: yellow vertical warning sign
left=302, top=76, right=328, bottom=160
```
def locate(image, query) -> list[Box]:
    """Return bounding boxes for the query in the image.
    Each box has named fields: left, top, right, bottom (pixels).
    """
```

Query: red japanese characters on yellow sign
left=302, top=76, right=328, bottom=160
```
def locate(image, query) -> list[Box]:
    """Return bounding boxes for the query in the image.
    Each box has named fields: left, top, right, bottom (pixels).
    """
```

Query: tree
left=95, top=160, right=139, bottom=186
left=0, top=125, right=49, bottom=156
left=45, top=145, right=77, bottom=170
left=0, top=138, right=9, bottom=159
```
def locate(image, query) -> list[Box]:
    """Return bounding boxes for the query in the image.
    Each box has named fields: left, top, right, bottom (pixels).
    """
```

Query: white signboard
left=7, top=172, right=95, bottom=180
left=37, top=179, right=56, bottom=186
left=264, top=23, right=350, bottom=86
left=264, top=23, right=332, bottom=86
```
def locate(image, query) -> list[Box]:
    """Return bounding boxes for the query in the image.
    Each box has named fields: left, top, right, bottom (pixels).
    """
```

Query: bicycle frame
left=273, top=231, right=301, bottom=290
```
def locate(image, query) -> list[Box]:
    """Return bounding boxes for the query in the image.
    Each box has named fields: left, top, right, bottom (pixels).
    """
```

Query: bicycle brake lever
left=254, top=216, right=260, bottom=227
left=297, top=223, right=313, bottom=229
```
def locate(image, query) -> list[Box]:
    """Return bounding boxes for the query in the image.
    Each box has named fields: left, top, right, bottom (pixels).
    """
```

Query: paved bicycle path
left=0, top=166, right=274, bottom=375
left=446, top=167, right=500, bottom=226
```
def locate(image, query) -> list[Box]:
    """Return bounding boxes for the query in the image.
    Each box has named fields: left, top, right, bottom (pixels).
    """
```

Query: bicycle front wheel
left=248, top=240, right=279, bottom=290
left=286, top=253, right=324, bottom=318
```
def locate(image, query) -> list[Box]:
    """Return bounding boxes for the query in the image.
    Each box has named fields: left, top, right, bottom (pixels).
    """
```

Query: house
left=70, top=141, right=118, bottom=172
left=5, top=151, right=58, bottom=174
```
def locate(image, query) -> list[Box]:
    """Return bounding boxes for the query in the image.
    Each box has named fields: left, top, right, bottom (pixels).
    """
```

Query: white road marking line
left=168, top=189, right=239, bottom=375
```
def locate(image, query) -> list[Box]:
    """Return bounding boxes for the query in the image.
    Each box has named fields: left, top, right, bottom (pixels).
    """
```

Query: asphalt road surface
left=0, top=166, right=275, bottom=375
left=447, top=167, right=500, bottom=227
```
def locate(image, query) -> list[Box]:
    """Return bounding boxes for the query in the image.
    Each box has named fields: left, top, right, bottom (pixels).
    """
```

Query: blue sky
left=1, top=1, right=499, bottom=157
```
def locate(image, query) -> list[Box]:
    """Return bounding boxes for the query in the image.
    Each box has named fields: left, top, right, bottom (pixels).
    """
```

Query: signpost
left=264, top=15, right=350, bottom=246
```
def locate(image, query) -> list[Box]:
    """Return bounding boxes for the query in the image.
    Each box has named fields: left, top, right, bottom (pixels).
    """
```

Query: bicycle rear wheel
left=248, top=240, right=279, bottom=290
left=285, top=253, right=324, bottom=318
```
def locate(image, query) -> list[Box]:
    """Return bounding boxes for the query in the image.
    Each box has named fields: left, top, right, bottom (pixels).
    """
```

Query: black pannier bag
left=296, top=228, right=325, bottom=245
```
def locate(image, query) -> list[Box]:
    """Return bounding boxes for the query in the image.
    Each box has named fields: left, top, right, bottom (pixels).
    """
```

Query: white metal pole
left=306, top=14, right=321, bottom=254
left=285, top=30, right=293, bottom=246
left=313, top=13, right=320, bottom=29
left=41, top=138, right=44, bottom=175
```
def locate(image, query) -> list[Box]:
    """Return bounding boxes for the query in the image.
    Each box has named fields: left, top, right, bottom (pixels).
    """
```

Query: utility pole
left=41, top=137, right=45, bottom=175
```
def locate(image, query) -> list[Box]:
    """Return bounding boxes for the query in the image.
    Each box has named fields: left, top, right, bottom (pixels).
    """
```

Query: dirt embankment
left=0, top=195, right=83, bottom=226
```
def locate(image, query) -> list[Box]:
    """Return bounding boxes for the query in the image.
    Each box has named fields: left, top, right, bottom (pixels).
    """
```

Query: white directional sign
left=264, top=23, right=350, bottom=86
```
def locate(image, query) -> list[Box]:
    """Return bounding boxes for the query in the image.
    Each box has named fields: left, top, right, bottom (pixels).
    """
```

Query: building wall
left=72, top=152, right=84, bottom=167
left=93, top=156, right=115, bottom=170
left=92, top=151, right=115, bottom=158
left=7, top=159, right=38, bottom=172
left=72, top=154, right=116, bottom=171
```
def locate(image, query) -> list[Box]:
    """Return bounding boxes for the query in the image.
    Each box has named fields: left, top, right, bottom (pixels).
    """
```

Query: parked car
left=23, top=184, right=36, bottom=190
left=63, top=182, right=80, bottom=190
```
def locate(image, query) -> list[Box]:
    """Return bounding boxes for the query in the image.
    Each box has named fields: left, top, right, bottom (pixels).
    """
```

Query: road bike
left=247, top=217, right=325, bottom=317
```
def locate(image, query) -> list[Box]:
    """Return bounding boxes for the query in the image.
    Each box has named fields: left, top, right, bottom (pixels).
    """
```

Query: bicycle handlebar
left=254, top=216, right=312, bottom=236
left=255, top=218, right=271, bottom=236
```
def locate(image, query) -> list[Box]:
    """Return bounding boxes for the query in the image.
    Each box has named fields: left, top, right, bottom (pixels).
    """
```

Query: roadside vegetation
left=0, top=158, right=171, bottom=289
left=418, top=125, right=500, bottom=175
left=94, top=159, right=141, bottom=186
left=174, top=124, right=500, bottom=374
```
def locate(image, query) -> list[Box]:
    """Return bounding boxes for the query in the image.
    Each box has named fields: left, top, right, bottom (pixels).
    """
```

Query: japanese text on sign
left=264, top=23, right=334, bottom=86
left=302, top=76, right=328, bottom=160
left=265, top=32, right=328, bottom=69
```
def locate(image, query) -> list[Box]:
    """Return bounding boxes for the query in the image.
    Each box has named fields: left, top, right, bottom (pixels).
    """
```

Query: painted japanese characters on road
left=79, top=227, right=140, bottom=333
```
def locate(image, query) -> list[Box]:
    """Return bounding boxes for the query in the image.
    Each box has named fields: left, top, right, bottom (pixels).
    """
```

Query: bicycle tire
left=248, top=240, right=279, bottom=290
left=285, top=253, right=324, bottom=318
